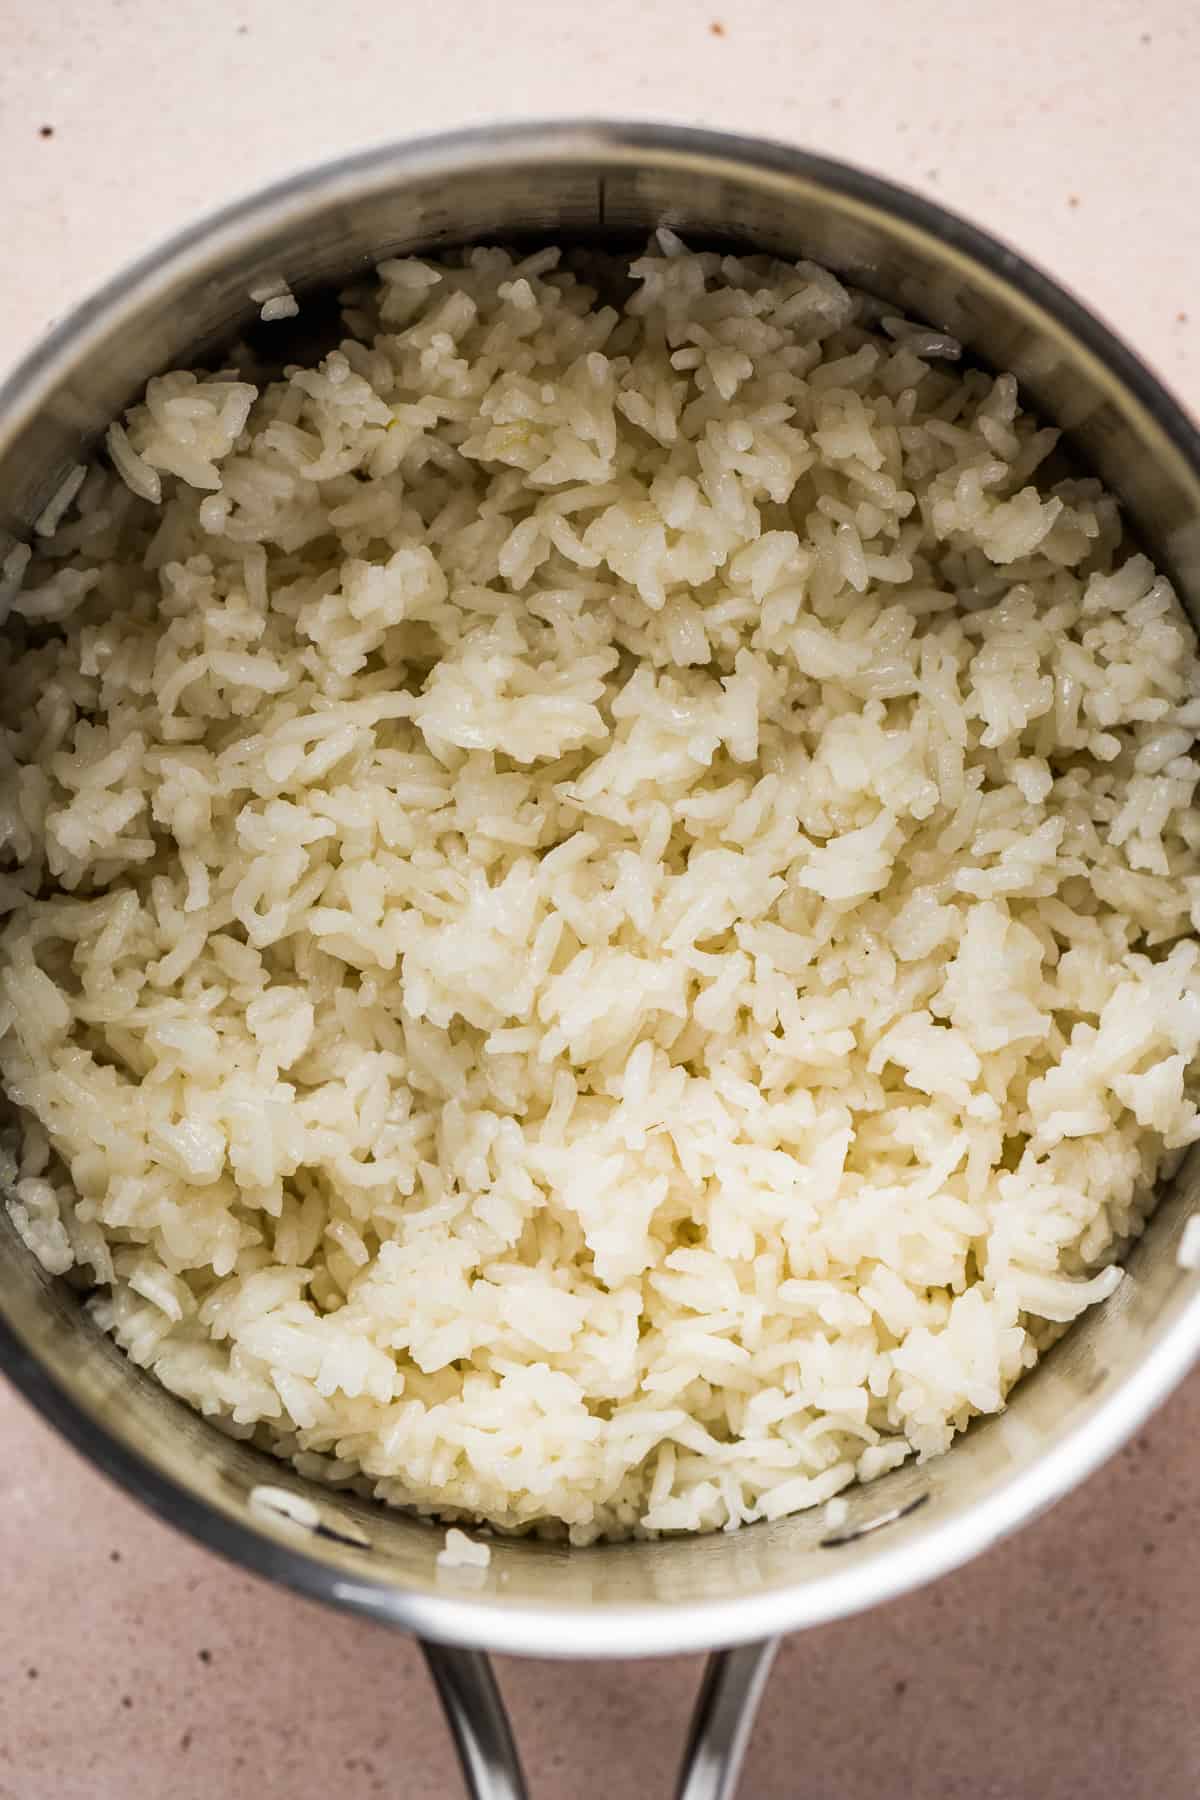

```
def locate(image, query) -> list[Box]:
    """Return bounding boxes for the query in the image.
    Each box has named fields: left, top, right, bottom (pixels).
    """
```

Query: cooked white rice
left=2, top=238, right=1199, bottom=1542
left=34, top=463, right=87, bottom=539
left=249, top=274, right=299, bottom=323
left=438, top=1525, right=492, bottom=1569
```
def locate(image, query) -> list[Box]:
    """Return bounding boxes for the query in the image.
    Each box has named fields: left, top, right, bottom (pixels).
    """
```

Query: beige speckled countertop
left=2, top=2, right=1199, bottom=1794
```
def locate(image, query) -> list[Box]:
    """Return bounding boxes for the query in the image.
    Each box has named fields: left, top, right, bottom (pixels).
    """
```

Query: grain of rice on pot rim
left=2, top=233, right=1199, bottom=1542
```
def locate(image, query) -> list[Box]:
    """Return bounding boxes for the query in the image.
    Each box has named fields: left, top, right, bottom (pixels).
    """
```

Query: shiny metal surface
left=2, top=124, right=1200, bottom=1686
left=421, top=1642, right=530, bottom=1800
left=676, top=1641, right=780, bottom=1800
left=421, top=1637, right=779, bottom=1800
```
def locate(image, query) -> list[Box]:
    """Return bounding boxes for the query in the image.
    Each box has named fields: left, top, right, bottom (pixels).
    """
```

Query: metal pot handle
left=420, top=1637, right=780, bottom=1800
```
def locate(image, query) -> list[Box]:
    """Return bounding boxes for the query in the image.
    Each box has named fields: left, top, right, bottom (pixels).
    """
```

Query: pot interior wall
left=2, top=126, right=1200, bottom=1656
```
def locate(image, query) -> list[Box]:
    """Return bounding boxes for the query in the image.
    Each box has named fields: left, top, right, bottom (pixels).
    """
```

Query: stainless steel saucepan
left=2, top=122, right=1200, bottom=1800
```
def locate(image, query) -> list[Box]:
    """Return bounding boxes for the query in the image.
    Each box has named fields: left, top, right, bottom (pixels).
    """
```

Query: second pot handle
left=676, top=1639, right=781, bottom=1800
left=420, top=1636, right=780, bottom=1800
left=420, top=1643, right=529, bottom=1800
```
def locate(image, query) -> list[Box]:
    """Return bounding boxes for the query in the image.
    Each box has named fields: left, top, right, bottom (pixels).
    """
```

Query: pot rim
left=3, top=118, right=1200, bottom=1659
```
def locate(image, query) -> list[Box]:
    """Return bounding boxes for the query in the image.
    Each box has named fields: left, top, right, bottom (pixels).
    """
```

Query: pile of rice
left=2, top=235, right=1199, bottom=1542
